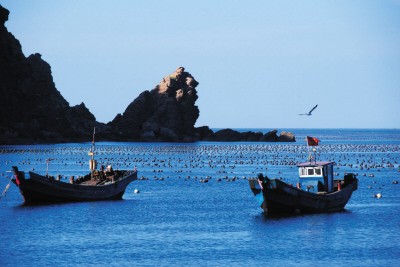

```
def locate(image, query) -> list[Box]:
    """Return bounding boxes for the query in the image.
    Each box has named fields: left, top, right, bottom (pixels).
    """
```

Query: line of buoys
left=2, top=143, right=399, bottom=190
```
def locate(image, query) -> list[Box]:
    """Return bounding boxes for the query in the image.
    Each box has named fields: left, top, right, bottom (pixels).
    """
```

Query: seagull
left=299, top=104, right=318, bottom=116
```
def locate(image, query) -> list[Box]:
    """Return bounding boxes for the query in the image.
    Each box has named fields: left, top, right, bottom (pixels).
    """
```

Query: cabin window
left=315, top=168, right=322, bottom=175
left=307, top=169, right=314, bottom=175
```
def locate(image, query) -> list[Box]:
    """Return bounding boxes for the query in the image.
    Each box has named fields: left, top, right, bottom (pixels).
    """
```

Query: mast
left=306, top=136, right=319, bottom=164
left=89, top=127, right=97, bottom=179
left=312, top=147, right=317, bottom=164
left=46, top=158, right=50, bottom=176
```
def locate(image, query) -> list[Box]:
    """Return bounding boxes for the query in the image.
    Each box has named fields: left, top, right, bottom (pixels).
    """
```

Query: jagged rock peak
left=109, top=67, right=200, bottom=142
left=0, top=5, right=9, bottom=25
left=154, top=67, right=199, bottom=102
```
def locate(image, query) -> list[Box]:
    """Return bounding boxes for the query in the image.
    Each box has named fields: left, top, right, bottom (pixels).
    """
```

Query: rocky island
left=0, top=5, right=295, bottom=144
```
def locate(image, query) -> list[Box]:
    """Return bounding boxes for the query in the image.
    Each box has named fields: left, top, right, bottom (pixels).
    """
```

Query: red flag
left=307, top=136, right=320, bottom=146
left=15, top=174, right=21, bottom=185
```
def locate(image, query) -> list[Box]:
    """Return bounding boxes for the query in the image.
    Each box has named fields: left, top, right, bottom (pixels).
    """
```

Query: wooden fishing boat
left=249, top=161, right=358, bottom=215
left=9, top=127, right=138, bottom=204
left=11, top=166, right=137, bottom=204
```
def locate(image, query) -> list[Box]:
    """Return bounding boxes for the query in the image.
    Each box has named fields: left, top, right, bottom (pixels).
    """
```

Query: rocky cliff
left=0, top=5, right=101, bottom=144
left=0, top=5, right=295, bottom=144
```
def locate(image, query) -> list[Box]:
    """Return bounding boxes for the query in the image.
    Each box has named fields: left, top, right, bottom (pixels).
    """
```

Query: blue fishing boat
left=249, top=136, right=358, bottom=215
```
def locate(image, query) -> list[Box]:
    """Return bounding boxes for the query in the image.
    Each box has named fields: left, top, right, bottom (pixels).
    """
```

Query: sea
left=0, top=128, right=399, bottom=267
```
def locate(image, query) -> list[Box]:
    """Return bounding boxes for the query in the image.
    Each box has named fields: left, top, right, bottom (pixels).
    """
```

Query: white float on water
left=374, top=193, right=382, bottom=199
left=133, top=189, right=140, bottom=194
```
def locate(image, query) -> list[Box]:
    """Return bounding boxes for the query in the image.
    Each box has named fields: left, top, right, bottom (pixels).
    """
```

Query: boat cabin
left=297, top=161, right=335, bottom=193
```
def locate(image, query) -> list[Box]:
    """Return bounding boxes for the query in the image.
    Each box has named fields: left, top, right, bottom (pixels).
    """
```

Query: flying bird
left=299, top=104, right=318, bottom=116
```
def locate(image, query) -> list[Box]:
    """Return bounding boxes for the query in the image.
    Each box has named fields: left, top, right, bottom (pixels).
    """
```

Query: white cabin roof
left=297, top=161, right=336, bottom=168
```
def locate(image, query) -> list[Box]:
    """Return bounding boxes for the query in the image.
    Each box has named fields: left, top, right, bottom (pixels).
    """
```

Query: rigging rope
left=0, top=177, right=12, bottom=201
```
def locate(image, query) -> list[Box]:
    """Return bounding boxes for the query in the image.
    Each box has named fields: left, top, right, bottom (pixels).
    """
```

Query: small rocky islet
left=0, top=5, right=294, bottom=144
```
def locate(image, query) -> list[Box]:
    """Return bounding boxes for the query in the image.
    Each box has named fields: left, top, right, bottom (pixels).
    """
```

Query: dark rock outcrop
left=194, top=126, right=214, bottom=140
left=203, top=128, right=295, bottom=142
left=260, top=129, right=279, bottom=142
left=109, top=67, right=200, bottom=142
left=210, top=129, right=243, bottom=142
left=278, top=131, right=296, bottom=142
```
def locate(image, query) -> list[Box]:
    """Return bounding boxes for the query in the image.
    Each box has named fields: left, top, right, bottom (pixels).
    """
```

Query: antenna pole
left=313, top=148, right=317, bottom=164
left=92, top=126, right=95, bottom=159
left=306, top=139, right=312, bottom=163
left=46, top=159, right=50, bottom=176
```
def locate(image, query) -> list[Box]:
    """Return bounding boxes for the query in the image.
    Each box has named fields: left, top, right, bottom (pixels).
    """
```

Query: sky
left=2, top=0, right=400, bottom=129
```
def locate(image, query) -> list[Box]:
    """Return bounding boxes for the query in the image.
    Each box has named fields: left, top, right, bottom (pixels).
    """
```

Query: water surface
left=1, top=129, right=399, bottom=266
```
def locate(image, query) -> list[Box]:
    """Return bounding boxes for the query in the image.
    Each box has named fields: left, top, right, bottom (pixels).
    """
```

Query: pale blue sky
left=2, top=0, right=400, bottom=128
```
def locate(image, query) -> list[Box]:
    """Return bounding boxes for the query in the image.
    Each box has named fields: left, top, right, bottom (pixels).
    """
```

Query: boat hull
left=249, top=177, right=358, bottom=215
left=12, top=171, right=137, bottom=204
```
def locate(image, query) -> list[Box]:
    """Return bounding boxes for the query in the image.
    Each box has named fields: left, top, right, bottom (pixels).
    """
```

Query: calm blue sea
left=1, top=129, right=399, bottom=266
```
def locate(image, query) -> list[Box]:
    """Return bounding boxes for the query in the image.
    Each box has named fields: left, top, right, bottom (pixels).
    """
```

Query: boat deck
left=79, top=179, right=102, bottom=186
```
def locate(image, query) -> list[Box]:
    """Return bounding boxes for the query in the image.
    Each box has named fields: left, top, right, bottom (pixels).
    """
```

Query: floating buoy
left=133, top=189, right=140, bottom=194
left=393, top=180, right=399, bottom=184
left=374, top=193, right=382, bottom=199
